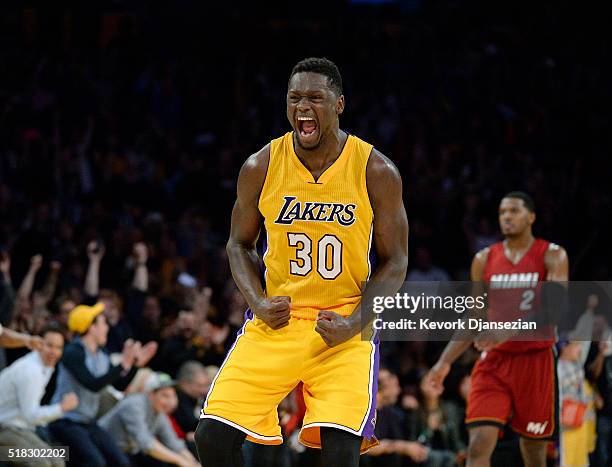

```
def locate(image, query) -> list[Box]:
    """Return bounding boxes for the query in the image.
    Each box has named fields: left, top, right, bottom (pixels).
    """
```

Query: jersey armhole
left=363, top=146, right=375, bottom=219
left=257, top=143, right=273, bottom=214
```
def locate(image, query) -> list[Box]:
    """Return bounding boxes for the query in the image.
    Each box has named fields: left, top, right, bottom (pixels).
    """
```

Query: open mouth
left=297, top=116, right=318, bottom=141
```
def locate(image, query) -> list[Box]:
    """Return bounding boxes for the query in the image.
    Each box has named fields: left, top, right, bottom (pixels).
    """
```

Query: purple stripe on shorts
left=361, top=338, right=380, bottom=439
left=244, top=308, right=254, bottom=321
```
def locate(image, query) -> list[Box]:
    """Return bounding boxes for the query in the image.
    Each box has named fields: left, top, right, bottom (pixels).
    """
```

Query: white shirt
left=0, top=351, right=63, bottom=430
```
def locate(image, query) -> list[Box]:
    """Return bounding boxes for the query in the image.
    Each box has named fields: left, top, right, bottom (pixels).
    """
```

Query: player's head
left=287, top=57, right=344, bottom=151
left=499, top=191, right=536, bottom=237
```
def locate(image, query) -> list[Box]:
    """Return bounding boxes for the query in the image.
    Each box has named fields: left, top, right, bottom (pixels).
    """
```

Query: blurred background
left=0, top=1, right=611, bottom=466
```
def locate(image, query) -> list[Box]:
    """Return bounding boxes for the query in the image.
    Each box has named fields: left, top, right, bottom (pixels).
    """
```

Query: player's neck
left=294, top=128, right=347, bottom=172
left=504, top=232, right=534, bottom=251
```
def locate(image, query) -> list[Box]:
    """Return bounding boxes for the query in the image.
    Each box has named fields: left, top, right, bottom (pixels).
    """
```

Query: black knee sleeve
left=194, top=418, right=246, bottom=467
left=250, top=442, right=280, bottom=467
left=320, top=427, right=361, bottom=467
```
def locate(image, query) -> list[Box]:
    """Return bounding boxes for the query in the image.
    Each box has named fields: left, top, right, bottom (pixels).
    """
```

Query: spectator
left=172, top=360, right=214, bottom=439
left=48, top=303, right=158, bottom=467
left=99, top=372, right=200, bottom=467
left=124, top=243, right=163, bottom=346
left=10, top=255, right=44, bottom=336
left=0, top=250, right=15, bottom=326
left=587, top=333, right=612, bottom=466
left=83, top=241, right=104, bottom=302
left=558, top=338, right=596, bottom=467
left=158, top=311, right=204, bottom=377
left=0, top=323, right=78, bottom=467
left=366, top=368, right=429, bottom=466
left=411, top=375, right=465, bottom=466
left=100, top=289, right=133, bottom=354
left=406, top=247, right=450, bottom=282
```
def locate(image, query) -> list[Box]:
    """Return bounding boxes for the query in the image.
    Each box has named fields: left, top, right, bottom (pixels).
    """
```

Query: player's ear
left=336, top=95, right=345, bottom=116
left=528, top=212, right=536, bottom=225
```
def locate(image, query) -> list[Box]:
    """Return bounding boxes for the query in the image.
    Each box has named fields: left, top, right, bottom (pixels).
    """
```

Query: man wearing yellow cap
left=48, top=303, right=158, bottom=467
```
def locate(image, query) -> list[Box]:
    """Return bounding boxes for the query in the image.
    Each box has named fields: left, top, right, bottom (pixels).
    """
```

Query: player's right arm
left=426, top=248, right=489, bottom=391
left=226, top=145, right=291, bottom=330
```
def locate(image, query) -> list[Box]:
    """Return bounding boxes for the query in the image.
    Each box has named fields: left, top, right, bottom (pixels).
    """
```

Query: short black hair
left=39, top=321, right=66, bottom=340
left=503, top=191, right=535, bottom=213
left=289, top=57, right=343, bottom=96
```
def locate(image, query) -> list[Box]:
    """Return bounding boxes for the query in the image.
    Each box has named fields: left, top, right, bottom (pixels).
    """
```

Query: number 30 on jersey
left=287, top=233, right=343, bottom=280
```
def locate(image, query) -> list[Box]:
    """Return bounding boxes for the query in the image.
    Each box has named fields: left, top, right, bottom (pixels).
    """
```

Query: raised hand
left=50, top=260, right=62, bottom=273
left=133, top=242, right=148, bottom=264
left=194, top=287, right=213, bottom=317
left=87, top=241, right=105, bottom=262
left=29, top=254, right=43, bottom=272
left=0, top=251, right=10, bottom=277
left=135, top=341, right=158, bottom=367
left=121, top=339, right=138, bottom=370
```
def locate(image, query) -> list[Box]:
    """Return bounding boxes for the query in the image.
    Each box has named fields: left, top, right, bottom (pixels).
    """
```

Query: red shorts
left=465, top=346, right=558, bottom=440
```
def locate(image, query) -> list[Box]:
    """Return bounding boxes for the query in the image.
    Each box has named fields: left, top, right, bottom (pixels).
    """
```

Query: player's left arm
left=315, top=149, right=409, bottom=346
left=544, top=243, right=569, bottom=282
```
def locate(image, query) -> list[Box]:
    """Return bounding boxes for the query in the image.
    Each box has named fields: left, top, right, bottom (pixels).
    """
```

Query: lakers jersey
left=258, top=131, right=374, bottom=320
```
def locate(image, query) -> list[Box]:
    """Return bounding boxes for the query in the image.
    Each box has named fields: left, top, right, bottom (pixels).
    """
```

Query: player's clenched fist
left=253, top=296, right=291, bottom=329
left=315, top=311, right=356, bottom=347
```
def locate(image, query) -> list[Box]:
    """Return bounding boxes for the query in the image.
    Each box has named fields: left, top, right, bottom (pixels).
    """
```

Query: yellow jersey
left=258, top=131, right=374, bottom=320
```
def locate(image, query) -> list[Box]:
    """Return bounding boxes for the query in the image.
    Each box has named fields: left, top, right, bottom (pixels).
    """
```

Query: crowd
left=0, top=0, right=611, bottom=466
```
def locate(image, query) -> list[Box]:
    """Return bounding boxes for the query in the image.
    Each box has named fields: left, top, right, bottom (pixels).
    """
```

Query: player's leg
left=249, top=442, right=280, bottom=467
left=509, top=348, right=557, bottom=466
left=194, top=418, right=247, bottom=467
left=518, top=438, right=547, bottom=467
left=464, top=352, right=513, bottom=467
left=300, top=333, right=379, bottom=454
left=199, top=312, right=304, bottom=463
left=320, top=427, right=362, bottom=467
left=466, top=425, right=499, bottom=467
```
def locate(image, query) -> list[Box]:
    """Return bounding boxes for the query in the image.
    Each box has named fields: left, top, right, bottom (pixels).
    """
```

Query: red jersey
left=482, top=238, right=553, bottom=353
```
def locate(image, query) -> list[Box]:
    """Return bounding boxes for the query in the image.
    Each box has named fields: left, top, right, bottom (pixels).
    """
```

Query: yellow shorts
left=201, top=310, right=379, bottom=453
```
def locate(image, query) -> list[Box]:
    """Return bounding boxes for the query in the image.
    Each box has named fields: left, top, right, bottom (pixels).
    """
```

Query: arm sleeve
left=16, top=366, right=64, bottom=425
left=111, top=366, right=138, bottom=392
left=119, top=398, right=157, bottom=453
left=156, top=414, right=186, bottom=453
left=61, top=344, right=125, bottom=392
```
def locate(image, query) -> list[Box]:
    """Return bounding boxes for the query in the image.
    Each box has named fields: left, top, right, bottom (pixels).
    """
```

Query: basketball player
left=194, top=58, right=408, bottom=466
left=426, top=192, right=568, bottom=467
